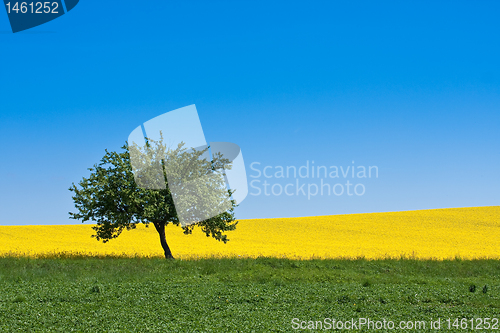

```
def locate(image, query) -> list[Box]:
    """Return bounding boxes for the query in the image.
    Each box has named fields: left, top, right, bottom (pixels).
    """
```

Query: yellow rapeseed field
left=0, top=206, right=498, bottom=260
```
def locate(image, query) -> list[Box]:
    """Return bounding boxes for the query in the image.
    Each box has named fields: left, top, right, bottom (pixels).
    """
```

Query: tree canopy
left=69, top=137, right=238, bottom=259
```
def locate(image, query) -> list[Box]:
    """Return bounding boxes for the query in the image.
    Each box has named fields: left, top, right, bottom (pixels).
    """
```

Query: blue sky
left=0, top=1, right=498, bottom=225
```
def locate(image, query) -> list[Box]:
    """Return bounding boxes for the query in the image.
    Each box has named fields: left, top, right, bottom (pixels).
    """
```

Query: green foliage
left=69, top=137, right=238, bottom=252
left=0, top=258, right=499, bottom=332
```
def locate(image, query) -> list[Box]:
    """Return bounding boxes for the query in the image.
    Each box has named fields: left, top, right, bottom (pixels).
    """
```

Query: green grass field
left=1, top=257, right=499, bottom=332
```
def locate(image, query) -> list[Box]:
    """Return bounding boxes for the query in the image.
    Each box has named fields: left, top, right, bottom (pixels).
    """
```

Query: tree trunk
left=153, top=222, right=174, bottom=259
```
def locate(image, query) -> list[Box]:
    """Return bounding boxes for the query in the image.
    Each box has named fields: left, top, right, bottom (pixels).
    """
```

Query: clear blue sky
left=0, top=1, right=498, bottom=225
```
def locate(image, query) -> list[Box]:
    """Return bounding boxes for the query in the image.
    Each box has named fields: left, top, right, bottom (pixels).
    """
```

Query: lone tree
left=69, top=136, right=238, bottom=259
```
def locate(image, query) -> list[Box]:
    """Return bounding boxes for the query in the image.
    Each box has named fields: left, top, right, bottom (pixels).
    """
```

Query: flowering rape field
left=0, top=206, right=498, bottom=260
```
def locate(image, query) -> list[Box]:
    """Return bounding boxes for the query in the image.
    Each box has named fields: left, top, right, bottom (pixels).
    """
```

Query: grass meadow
left=0, top=257, right=499, bottom=332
